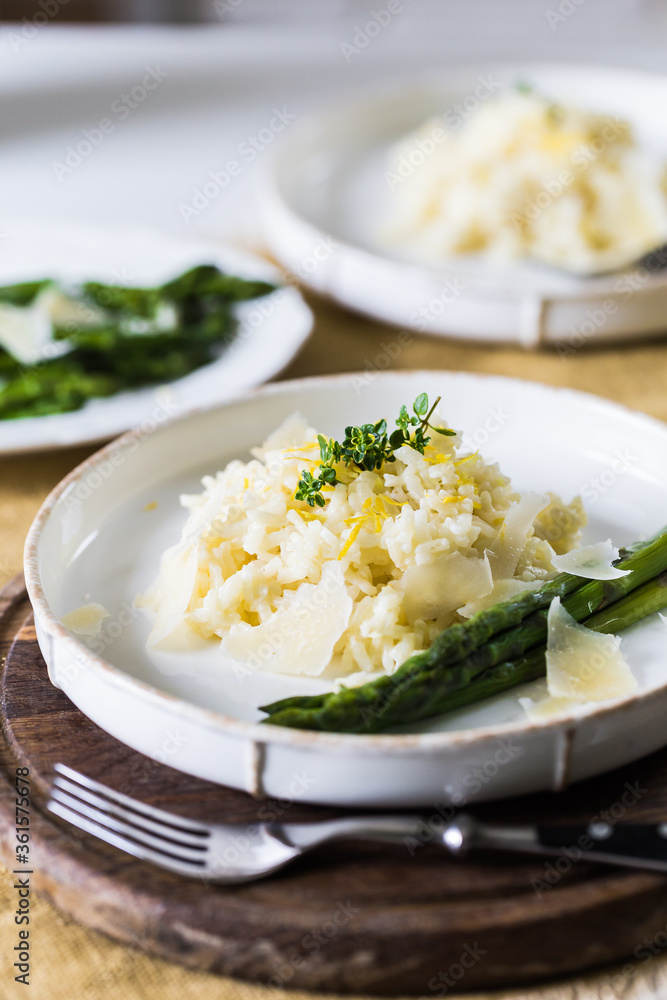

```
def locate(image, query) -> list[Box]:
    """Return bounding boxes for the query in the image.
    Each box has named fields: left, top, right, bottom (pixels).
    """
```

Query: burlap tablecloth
left=2, top=292, right=667, bottom=999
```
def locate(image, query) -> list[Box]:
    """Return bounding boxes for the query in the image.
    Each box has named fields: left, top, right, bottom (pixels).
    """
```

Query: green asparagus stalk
left=373, top=527, right=667, bottom=731
left=0, top=279, right=52, bottom=307
left=0, top=265, right=276, bottom=421
left=260, top=526, right=667, bottom=732
left=395, top=571, right=667, bottom=723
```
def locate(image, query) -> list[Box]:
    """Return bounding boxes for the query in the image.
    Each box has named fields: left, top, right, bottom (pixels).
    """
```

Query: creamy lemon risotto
left=138, top=404, right=586, bottom=682
left=382, top=89, right=667, bottom=272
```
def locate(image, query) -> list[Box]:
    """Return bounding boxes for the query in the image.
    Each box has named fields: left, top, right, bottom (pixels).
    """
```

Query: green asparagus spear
left=373, top=526, right=667, bottom=731
left=0, top=362, right=121, bottom=419
left=159, top=264, right=275, bottom=303
left=260, top=526, right=667, bottom=732
left=387, top=571, right=667, bottom=724
left=0, top=265, right=276, bottom=420
left=0, top=279, right=52, bottom=307
left=263, top=572, right=667, bottom=732
left=257, top=572, right=590, bottom=721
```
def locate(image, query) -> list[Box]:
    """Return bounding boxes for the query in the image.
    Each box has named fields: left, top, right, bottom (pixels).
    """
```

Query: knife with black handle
left=432, top=814, right=667, bottom=872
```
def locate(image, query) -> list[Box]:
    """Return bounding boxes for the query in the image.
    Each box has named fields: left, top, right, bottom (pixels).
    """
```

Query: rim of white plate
left=23, top=370, right=667, bottom=755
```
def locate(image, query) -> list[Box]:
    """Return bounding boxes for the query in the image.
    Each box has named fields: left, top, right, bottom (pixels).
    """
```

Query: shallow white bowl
left=260, top=63, right=667, bottom=347
left=0, top=219, right=312, bottom=454
left=24, top=372, right=667, bottom=807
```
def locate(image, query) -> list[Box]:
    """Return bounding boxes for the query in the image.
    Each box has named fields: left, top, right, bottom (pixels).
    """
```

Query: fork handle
left=275, top=816, right=667, bottom=875
left=274, top=815, right=431, bottom=850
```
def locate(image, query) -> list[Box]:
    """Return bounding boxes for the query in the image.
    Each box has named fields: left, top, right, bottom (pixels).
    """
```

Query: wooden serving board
left=2, top=577, right=667, bottom=995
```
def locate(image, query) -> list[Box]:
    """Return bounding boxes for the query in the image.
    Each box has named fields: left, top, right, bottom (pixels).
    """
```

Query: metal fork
left=47, top=764, right=667, bottom=883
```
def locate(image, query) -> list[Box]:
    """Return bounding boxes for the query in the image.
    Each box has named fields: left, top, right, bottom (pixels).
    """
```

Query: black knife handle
left=537, top=823, right=667, bottom=871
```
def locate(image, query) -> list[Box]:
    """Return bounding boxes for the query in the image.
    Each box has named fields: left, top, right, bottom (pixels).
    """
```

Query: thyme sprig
left=294, top=394, right=455, bottom=508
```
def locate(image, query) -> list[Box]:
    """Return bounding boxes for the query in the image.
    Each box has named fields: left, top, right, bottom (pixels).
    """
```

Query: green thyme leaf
left=294, top=394, right=457, bottom=509
left=413, top=392, right=429, bottom=416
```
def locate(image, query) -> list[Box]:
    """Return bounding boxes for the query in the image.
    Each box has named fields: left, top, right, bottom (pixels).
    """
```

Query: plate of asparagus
left=24, top=371, right=667, bottom=807
left=0, top=218, right=312, bottom=454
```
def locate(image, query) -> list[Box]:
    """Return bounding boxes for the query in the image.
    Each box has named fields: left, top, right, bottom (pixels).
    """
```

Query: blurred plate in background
left=261, top=63, right=667, bottom=347
left=0, top=219, right=312, bottom=454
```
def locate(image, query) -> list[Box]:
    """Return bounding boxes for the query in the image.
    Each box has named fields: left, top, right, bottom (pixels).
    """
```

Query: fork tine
left=52, top=776, right=209, bottom=850
left=54, top=763, right=208, bottom=835
left=48, top=798, right=207, bottom=874
left=48, top=788, right=209, bottom=866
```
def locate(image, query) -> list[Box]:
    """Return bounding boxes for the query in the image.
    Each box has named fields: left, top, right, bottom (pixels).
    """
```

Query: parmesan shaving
left=61, top=602, right=109, bottom=636
left=0, top=287, right=105, bottom=365
left=402, top=551, right=493, bottom=624
left=551, top=539, right=631, bottom=580
left=546, top=597, right=637, bottom=701
left=487, top=493, right=550, bottom=580
left=137, top=542, right=200, bottom=649
left=220, top=562, right=352, bottom=676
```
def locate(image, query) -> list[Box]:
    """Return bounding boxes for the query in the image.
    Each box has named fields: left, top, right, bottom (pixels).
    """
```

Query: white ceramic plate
left=0, top=219, right=312, bottom=454
left=261, top=63, right=667, bottom=347
left=25, top=372, right=667, bottom=807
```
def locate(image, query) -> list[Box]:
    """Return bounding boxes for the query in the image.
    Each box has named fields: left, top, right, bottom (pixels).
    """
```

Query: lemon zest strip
left=338, top=519, right=366, bottom=559
left=454, top=451, right=479, bottom=468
